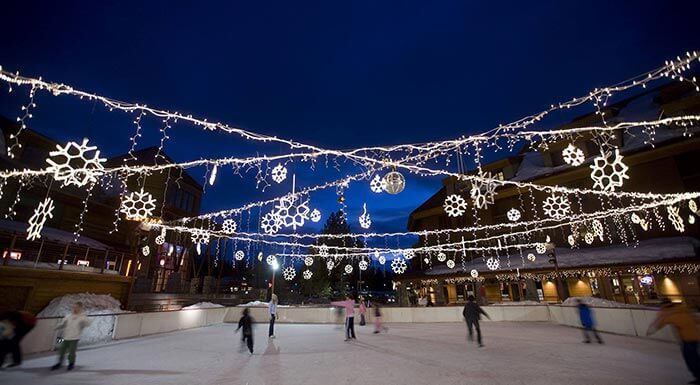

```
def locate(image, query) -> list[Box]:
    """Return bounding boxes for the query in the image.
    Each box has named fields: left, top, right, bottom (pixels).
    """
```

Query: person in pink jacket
left=331, top=295, right=356, bottom=341
left=359, top=299, right=367, bottom=326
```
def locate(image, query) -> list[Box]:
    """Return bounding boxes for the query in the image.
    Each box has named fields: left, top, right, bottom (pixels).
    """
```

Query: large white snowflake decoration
left=319, top=244, right=329, bottom=257
left=446, top=259, right=455, bottom=269
left=437, top=252, right=447, bottom=262
left=142, top=245, right=150, bottom=256
left=370, top=175, right=386, bottom=193
left=378, top=255, right=386, bottom=265
left=535, top=243, right=547, bottom=254
left=235, top=250, right=245, bottom=261
left=584, top=232, right=595, bottom=244
left=266, top=255, right=277, bottom=266
left=359, top=203, right=372, bottom=229
left=326, top=260, right=335, bottom=270
left=689, top=200, right=698, bottom=214
left=155, top=235, right=165, bottom=245
left=667, top=205, right=685, bottom=232
left=443, top=194, right=468, bottom=217
left=27, top=197, right=55, bottom=241
left=470, top=172, right=496, bottom=209
left=562, top=143, right=585, bottom=167
left=283, top=266, right=296, bottom=281
left=470, top=269, right=479, bottom=278
left=190, top=228, right=210, bottom=245
left=391, top=258, right=407, bottom=274
left=590, top=149, right=630, bottom=191
left=591, top=219, right=604, bottom=241
left=344, top=264, right=353, bottom=274
left=46, top=138, right=106, bottom=187
left=261, top=212, right=282, bottom=235
left=542, top=195, right=570, bottom=220
left=274, top=196, right=310, bottom=230
left=303, top=269, right=313, bottom=280
left=271, top=164, right=288, bottom=184
left=486, top=257, right=500, bottom=271
left=310, top=209, right=322, bottom=223
left=120, top=188, right=157, bottom=221
left=359, top=260, right=368, bottom=271
left=304, top=256, right=314, bottom=266
left=527, top=253, right=536, bottom=262
left=222, top=219, right=237, bottom=234
left=507, top=208, right=521, bottom=222
left=403, top=249, right=415, bottom=260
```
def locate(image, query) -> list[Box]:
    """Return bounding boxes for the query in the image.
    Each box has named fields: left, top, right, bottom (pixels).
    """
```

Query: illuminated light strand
left=7, top=84, right=38, bottom=159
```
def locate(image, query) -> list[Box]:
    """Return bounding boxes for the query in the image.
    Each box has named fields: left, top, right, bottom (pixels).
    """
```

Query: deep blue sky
left=1, top=0, right=698, bottom=239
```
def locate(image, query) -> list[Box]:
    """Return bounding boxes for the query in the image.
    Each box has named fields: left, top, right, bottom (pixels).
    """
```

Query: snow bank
left=39, top=293, right=130, bottom=345
left=182, top=302, right=224, bottom=310
left=562, top=296, right=637, bottom=308
left=492, top=300, right=542, bottom=306
left=237, top=300, right=269, bottom=307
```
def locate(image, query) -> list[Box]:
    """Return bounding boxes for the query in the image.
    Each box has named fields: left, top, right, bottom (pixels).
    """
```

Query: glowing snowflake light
left=631, top=213, right=641, bottom=224
left=359, top=260, right=368, bottom=271
left=359, top=203, right=372, bottom=229
left=591, top=219, right=604, bottom=241
left=527, top=253, right=536, bottom=262
left=319, top=244, right=329, bottom=257
left=443, top=194, right=468, bottom=217
left=535, top=243, right=547, bottom=254
left=437, top=252, right=447, bottom=262
left=383, top=171, right=405, bottom=195
left=120, top=188, right=157, bottom=221
left=567, top=235, right=575, bottom=247
left=403, top=249, right=415, bottom=260
left=304, top=256, right=314, bottom=266
left=667, top=205, right=685, bottom=232
left=266, top=255, right=277, bottom=266
left=222, top=219, right=237, bottom=234
left=27, top=197, right=55, bottom=241
left=344, top=264, right=353, bottom=274
left=486, top=257, right=500, bottom=270
left=690, top=199, right=698, bottom=213
left=142, top=245, right=150, bottom=256
left=260, top=212, right=282, bottom=235
left=326, top=260, right=335, bottom=270
left=590, top=149, right=630, bottom=191
left=310, top=209, right=321, bottom=223
left=274, top=196, right=310, bottom=230
left=190, top=228, right=210, bottom=245
left=446, top=259, right=455, bottom=269
left=283, top=266, right=296, bottom=281
left=584, top=232, right=595, bottom=244
left=155, top=235, right=165, bottom=245
left=542, top=195, right=570, bottom=220
left=507, top=208, right=521, bottom=222
left=303, top=269, right=313, bottom=280
left=470, top=172, right=496, bottom=209
left=470, top=269, right=479, bottom=278
left=235, top=250, right=245, bottom=261
left=370, top=175, right=386, bottom=193
left=378, top=255, right=386, bottom=265
left=391, top=258, right=407, bottom=274
left=562, top=143, right=585, bottom=166
left=46, top=138, right=106, bottom=187
left=271, top=164, right=287, bottom=184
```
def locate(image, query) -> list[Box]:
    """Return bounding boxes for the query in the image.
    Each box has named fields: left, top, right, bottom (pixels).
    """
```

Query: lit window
left=2, top=250, right=22, bottom=260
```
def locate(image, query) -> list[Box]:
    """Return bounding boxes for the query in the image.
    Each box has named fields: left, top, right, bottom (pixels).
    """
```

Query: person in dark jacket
left=462, top=295, right=490, bottom=347
left=577, top=299, right=603, bottom=344
left=0, top=311, right=37, bottom=368
left=236, top=308, right=254, bottom=354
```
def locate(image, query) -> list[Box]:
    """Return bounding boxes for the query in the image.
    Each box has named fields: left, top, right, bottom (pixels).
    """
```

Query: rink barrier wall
left=20, top=305, right=677, bottom=355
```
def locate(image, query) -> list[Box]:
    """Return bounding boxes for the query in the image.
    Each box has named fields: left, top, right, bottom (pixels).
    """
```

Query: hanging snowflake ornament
left=359, top=203, right=372, bottom=229
left=155, top=235, right=165, bottom=245
left=46, top=138, right=106, bottom=187
left=319, top=244, right=329, bottom=257
left=584, top=232, right=595, bottom=244
left=667, top=205, right=685, bottom=232
left=591, top=219, right=604, bottom=241
left=235, top=250, right=245, bottom=261
left=486, top=257, right=500, bottom=271
left=383, top=171, right=406, bottom=195
left=590, top=149, right=630, bottom=191
left=271, top=164, right=288, bottom=184
left=304, top=256, right=314, bottom=266
left=391, top=258, right=407, bottom=274
left=283, top=266, right=296, bottom=281
left=344, top=264, right=353, bottom=274
left=527, top=253, right=536, bottom=262
left=274, top=196, right=310, bottom=230
left=142, top=245, right=151, bottom=256
left=631, top=213, right=642, bottom=224
left=470, top=269, right=479, bottom=278
left=378, top=255, right=386, bottom=265
left=446, top=259, right=455, bottom=269
left=403, top=249, right=415, bottom=260
left=542, top=195, right=571, bottom=220
left=370, top=175, right=386, bottom=193
left=470, top=172, right=496, bottom=209
left=27, top=197, right=55, bottom=241
left=689, top=199, right=698, bottom=214
left=310, top=209, right=322, bottom=223
left=260, top=212, right=282, bottom=235
left=326, top=260, right=335, bottom=270
left=303, top=269, right=313, bottom=280
left=535, top=243, right=547, bottom=254
left=507, top=208, right=521, bottom=222
left=562, top=143, right=585, bottom=167
left=567, top=235, right=575, bottom=247
left=120, top=188, right=157, bottom=221
left=266, top=255, right=277, bottom=266
left=443, top=194, right=468, bottom=217
left=190, top=228, right=210, bottom=245
left=222, top=219, right=237, bottom=234
left=689, top=215, right=696, bottom=225
left=437, top=252, right=447, bottom=262
left=359, top=260, right=368, bottom=271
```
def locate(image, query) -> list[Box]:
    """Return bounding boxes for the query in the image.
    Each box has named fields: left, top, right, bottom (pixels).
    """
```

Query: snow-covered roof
left=0, top=219, right=110, bottom=250
left=426, top=236, right=700, bottom=276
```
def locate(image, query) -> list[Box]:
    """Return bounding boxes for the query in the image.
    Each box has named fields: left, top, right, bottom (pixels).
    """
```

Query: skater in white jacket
left=51, top=302, right=90, bottom=371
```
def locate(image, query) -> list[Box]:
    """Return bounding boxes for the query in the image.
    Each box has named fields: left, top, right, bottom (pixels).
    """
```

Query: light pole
left=270, top=260, right=279, bottom=297
left=546, top=242, right=563, bottom=302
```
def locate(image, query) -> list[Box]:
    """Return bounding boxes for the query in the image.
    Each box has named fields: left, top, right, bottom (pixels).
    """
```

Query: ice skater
left=0, top=310, right=36, bottom=368
left=577, top=299, right=603, bottom=344
left=51, top=302, right=90, bottom=371
left=331, top=295, right=356, bottom=341
left=463, top=295, right=490, bottom=347
left=359, top=298, right=367, bottom=326
left=237, top=308, right=254, bottom=354
left=648, top=299, right=700, bottom=384
left=269, top=294, right=278, bottom=338
left=373, top=301, right=388, bottom=334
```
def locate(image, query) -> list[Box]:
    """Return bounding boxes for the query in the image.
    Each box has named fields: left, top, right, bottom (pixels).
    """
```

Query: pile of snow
left=237, top=300, right=269, bottom=307
left=562, top=296, right=637, bottom=308
left=182, top=302, right=224, bottom=310
left=492, top=300, right=542, bottom=306
left=39, top=293, right=130, bottom=346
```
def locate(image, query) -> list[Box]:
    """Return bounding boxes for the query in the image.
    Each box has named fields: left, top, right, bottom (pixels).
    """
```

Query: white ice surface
left=1, top=322, right=689, bottom=385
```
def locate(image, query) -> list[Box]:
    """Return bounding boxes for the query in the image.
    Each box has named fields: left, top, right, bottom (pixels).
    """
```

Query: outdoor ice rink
left=0, top=322, right=687, bottom=385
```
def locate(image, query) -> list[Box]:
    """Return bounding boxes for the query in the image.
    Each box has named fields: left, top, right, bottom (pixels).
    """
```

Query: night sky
left=1, top=0, right=698, bottom=241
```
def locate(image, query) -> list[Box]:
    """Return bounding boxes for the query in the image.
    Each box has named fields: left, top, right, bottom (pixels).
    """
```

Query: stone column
left=434, top=281, right=446, bottom=305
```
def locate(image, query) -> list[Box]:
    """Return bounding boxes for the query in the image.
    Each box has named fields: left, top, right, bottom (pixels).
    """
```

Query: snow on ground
left=2, top=322, right=688, bottom=385
left=38, top=293, right=130, bottom=345
left=492, top=300, right=541, bottom=306
left=182, top=302, right=224, bottom=310
left=562, top=296, right=641, bottom=308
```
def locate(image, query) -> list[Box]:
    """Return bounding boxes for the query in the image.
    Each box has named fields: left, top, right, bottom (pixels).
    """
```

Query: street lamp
left=270, top=260, right=279, bottom=296
left=546, top=242, right=564, bottom=302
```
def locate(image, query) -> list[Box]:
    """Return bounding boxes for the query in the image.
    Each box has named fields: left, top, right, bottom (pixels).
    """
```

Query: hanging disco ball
left=383, top=171, right=405, bottom=195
